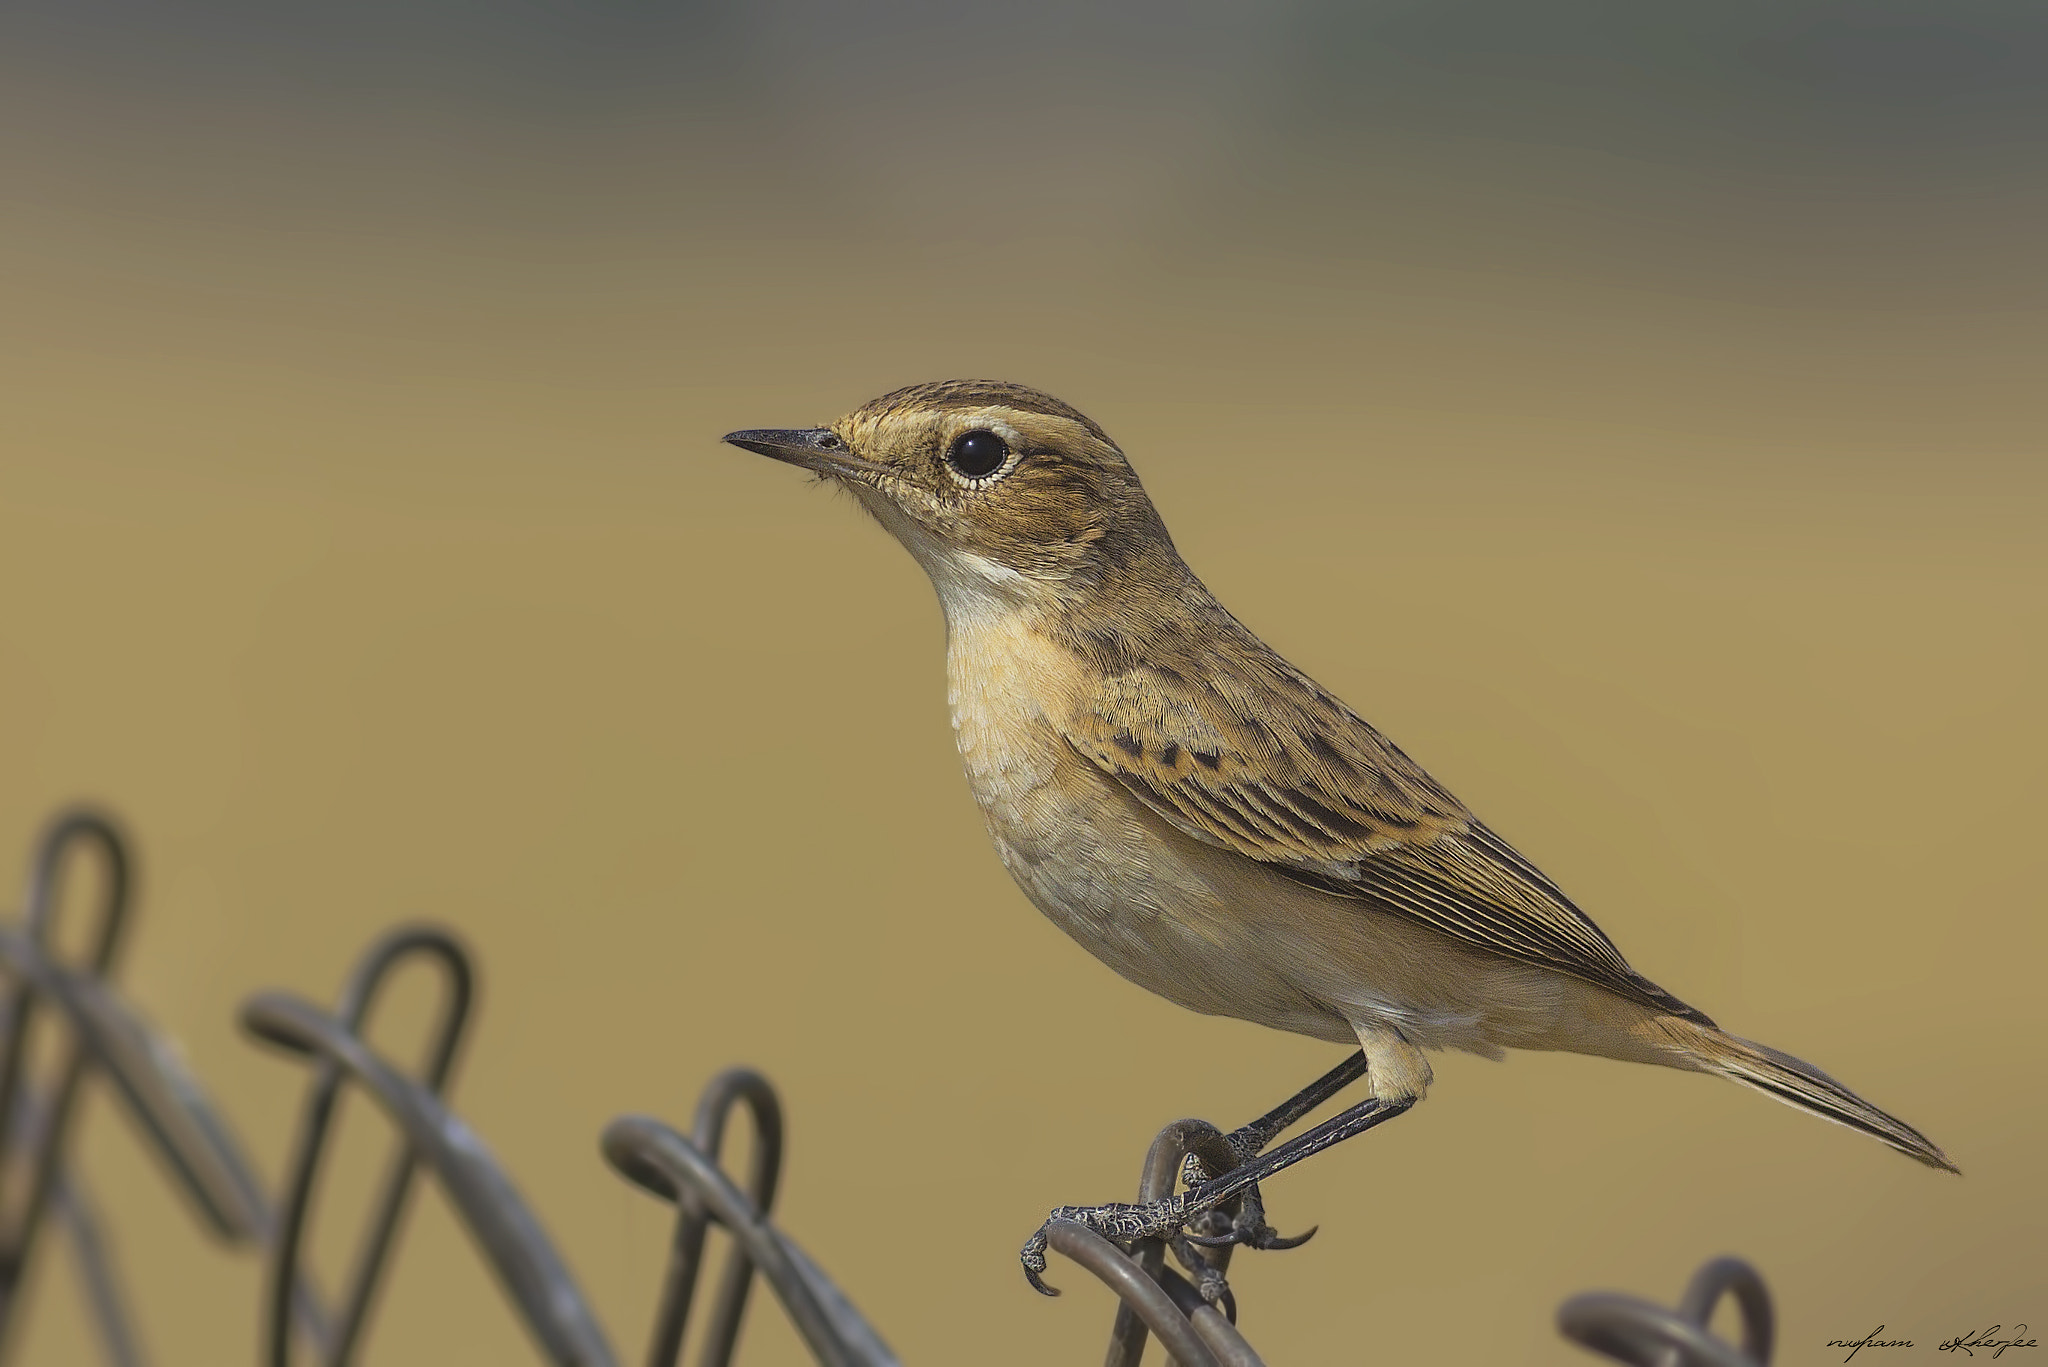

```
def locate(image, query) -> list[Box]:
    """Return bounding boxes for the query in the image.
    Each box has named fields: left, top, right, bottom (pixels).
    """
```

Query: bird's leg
left=1176, top=1049, right=1371, bottom=1253
left=1180, top=1050, right=1371, bottom=1185
left=1177, top=1089, right=1411, bottom=1261
left=1021, top=1052, right=1412, bottom=1297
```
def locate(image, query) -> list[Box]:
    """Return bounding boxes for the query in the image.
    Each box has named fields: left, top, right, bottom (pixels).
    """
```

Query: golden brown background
left=2, top=1, right=2044, bottom=1362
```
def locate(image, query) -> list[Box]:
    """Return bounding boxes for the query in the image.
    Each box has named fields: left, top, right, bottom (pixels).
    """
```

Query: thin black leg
left=1231, top=1049, right=1371, bottom=1157
left=1178, top=1049, right=1371, bottom=1191
left=1185, top=1092, right=1412, bottom=1211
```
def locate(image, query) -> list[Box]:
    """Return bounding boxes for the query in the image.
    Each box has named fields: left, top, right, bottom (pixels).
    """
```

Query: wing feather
left=1065, top=650, right=1708, bottom=1024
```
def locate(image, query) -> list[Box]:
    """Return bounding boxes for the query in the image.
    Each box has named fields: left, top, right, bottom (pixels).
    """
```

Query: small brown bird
left=723, top=380, right=1954, bottom=1292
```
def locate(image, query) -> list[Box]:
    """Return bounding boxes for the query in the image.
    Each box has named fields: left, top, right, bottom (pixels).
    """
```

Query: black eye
left=946, top=429, right=1010, bottom=481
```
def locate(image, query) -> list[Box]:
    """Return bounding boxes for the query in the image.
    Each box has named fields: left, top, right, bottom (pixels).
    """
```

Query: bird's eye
left=946, top=429, right=1011, bottom=482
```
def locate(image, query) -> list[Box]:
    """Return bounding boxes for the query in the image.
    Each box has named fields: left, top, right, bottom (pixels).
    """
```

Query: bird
left=721, top=379, right=1955, bottom=1294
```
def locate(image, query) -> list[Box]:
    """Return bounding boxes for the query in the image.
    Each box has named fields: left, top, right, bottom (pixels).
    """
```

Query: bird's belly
left=943, top=626, right=1319, bottom=1031
left=943, top=624, right=1564, bottom=1058
left=977, top=765, right=1355, bottom=1040
left=946, top=659, right=1354, bottom=1040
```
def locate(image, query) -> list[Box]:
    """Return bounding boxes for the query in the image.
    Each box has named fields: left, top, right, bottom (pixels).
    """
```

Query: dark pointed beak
left=722, top=428, right=884, bottom=483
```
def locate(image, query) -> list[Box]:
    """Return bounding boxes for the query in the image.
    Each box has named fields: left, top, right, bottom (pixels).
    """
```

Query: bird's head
left=724, top=380, right=1177, bottom=613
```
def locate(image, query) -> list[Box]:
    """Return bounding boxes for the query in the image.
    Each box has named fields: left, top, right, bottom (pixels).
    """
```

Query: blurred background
left=2, top=0, right=2044, bottom=1361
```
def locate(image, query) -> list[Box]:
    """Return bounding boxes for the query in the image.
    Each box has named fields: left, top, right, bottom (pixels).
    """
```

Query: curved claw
left=1260, top=1223, right=1318, bottom=1251
left=1184, top=1228, right=1243, bottom=1248
left=1185, top=1219, right=1319, bottom=1251
left=1020, top=1230, right=1061, bottom=1297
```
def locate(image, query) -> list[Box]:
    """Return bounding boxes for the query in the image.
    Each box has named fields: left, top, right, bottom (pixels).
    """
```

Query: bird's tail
left=1659, top=1017, right=1958, bottom=1173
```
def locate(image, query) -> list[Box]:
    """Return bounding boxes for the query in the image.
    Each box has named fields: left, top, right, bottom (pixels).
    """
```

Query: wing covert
left=1063, top=654, right=1706, bottom=1023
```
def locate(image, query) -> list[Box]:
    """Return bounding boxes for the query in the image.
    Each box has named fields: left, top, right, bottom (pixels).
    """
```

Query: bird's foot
left=1019, top=1195, right=1192, bottom=1296
left=1017, top=1176, right=1314, bottom=1304
left=1176, top=1135, right=1318, bottom=1254
left=1181, top=1179, right=1319, bottom=1252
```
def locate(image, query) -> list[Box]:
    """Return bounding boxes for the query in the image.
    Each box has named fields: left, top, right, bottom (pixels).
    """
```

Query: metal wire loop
left=20, top=808, right=132, bottom=970
left=243, top=937, right=613, bottom=1367
left=0, top=810, right=135, bottom=1304
left=600, top=1113, right=897, bottom=1367
left=1104, top=1118, right=1252, bottom=1367
left=1557, top=1256, right=1775, bottom=1367
left=254, top=923, right=476, bottom=1366
left=0, top=809, right=1788, bottom=1367
left=1676, top=1258, right=1774, bottom=1364
left=635, top=1067, right=785, bottom=1367
left=1048, top=1221, right=1221, bottom=1367
left=0, top=807, right=273, bottom=1367
left=0, top=929, right=271, bottom=1239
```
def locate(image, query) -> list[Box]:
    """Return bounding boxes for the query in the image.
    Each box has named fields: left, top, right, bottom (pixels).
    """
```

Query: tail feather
left=1670, top=1021, right=1958, bottom=1173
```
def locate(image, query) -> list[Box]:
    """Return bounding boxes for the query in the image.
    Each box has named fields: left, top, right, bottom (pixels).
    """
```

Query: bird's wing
left=1062, top=648, right=1707, bottom=1023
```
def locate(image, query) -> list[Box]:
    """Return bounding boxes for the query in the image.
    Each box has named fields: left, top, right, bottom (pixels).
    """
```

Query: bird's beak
left=722, top=428, right=884, bottom=484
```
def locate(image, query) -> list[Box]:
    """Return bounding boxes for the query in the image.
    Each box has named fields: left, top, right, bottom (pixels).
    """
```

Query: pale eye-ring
left=946, top=429, right=1010, bottom=482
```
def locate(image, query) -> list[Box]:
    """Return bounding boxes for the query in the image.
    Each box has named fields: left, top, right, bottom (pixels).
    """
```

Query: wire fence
left=0, top=805, right=1775, bottom=1366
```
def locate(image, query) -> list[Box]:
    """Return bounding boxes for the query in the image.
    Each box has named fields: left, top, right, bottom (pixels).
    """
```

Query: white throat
left=850, top=484, right=1049, bottom=635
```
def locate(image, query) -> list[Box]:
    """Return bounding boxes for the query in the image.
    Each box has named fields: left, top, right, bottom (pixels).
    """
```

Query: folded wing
left=1063, top=645, right=1709, bottom=1025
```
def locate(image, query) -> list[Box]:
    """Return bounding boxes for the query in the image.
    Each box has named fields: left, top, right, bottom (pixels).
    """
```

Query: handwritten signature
left=1830, top=1326, right=1913, bottom=1361
left=1825, top=1325, right=2036, bottom=1363
left=1941, top=1326, right=2037, bottom=1359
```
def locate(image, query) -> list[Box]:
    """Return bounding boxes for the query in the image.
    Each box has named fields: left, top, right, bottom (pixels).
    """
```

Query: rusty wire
left=0, top=805, right=1779, bottom=1365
